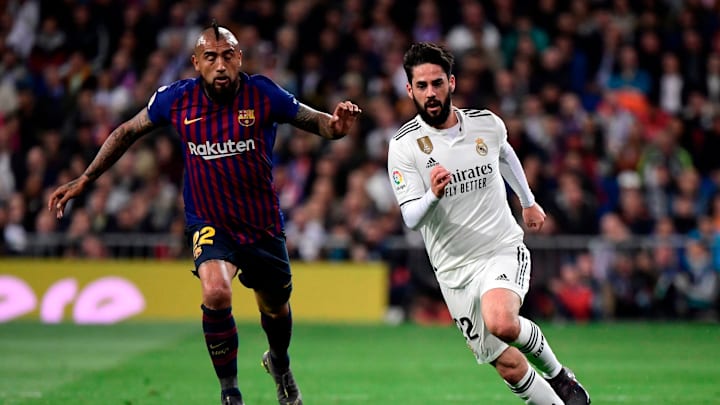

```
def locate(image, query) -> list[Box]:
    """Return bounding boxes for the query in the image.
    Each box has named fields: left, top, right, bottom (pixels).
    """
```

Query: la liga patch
left=391, top=168, right=407, bottom=191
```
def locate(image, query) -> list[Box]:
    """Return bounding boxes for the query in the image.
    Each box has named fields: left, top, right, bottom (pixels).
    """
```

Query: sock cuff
left=514, top=316, right=537, bottom=350
left=518, top=316, right=534, bottom=332
left=260, top=308, right=293, bottom=322
left=507, top=366, right=535, bottom=394
left=201, top=304, right=232, bottom=318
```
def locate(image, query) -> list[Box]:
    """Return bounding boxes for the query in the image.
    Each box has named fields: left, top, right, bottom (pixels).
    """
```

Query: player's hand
left=47, top=175, right=91, bottom=219
left=329, top=100, right=362, bottom=137
left=522, top=203, right=546, bottom=232
left=430, top=165, right=451, bottom=198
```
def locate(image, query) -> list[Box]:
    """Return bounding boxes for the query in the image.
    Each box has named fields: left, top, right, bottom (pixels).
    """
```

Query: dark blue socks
left=261, top=308, right=293, bottom=370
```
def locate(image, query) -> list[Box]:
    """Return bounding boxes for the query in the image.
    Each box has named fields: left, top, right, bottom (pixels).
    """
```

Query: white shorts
left=438, top=244, right=531, bottom=364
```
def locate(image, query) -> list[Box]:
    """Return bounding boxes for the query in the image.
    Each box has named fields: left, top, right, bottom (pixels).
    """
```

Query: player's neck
left=201, top=80, right=241, bottom=104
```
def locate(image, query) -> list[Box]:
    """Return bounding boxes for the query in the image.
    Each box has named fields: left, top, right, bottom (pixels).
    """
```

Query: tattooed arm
left=291, top=101, right=362, bottom=140
left=48, top=109, right=158, bottom=218
left=83, top=109, right=156, bottom=180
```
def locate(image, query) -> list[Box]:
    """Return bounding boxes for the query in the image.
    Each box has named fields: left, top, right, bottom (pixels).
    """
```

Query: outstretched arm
left=290, top=101, right=362, bottom=140
left=48, top=109, right=158, bottom=218
left=498, top=142, right=545, bottom=231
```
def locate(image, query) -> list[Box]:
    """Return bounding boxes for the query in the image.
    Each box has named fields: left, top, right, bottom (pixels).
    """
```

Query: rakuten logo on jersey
left=188, top=139, right=256, bottom=160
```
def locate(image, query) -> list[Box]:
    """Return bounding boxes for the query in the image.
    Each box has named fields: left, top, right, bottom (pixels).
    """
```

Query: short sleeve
left=146, top=83, right=182, bottom=125
left=252, top=75, right=300, bottom=123
left=490, top=111, right=508, bottom=144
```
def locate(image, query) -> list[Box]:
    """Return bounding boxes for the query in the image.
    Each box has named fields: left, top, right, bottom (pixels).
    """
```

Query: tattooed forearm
left=84, top=110, right=156, bottom=181
left=291, top=104, right=336, bottom=139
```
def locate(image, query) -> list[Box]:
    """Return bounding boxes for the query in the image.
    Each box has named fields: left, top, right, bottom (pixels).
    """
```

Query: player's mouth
left=426, top=100, right=441, bottom=114
left=214, top=77, right=230, bottom=86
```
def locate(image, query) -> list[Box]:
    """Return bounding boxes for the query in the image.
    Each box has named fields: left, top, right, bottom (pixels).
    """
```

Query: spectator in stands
left=688, top=216, right=720, bottom=271
left=445, top=0, right=500, bottom=61
left=606, top=251, right=644, bottom=318
left=546, top=171, right=599, bottom=235
left=553, top=260, right=595, bottom=322
left=412, top=0, right=443, bottom=44
left=0, top=124, right=15, bottom=202
left=5, top=0, right=39, bottom=59
left=501, top=14, right=550, bottom=68
left=590, top=212, right=632, bottom=282
left=4, top=192, right=27, bottom=254
left=674, top=239, right=719, bottom=319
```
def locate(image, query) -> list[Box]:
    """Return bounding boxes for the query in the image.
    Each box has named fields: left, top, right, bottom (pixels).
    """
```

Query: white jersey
left=387, top=108, right=524, bottom=288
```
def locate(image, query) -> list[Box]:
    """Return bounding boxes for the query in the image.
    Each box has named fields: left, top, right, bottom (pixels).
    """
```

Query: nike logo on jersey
left=184, top=116, right=203, bottom=125
left=426, top=157, right=438, bottom=168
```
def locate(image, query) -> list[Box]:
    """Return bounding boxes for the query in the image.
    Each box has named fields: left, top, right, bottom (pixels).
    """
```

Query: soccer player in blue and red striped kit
left=48, top=22, right=361, bottom=405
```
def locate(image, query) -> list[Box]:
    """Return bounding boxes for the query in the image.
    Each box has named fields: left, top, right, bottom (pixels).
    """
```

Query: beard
left=203, top=77, right=238, bottom=104
left=413, top=94, right=453, bottom=128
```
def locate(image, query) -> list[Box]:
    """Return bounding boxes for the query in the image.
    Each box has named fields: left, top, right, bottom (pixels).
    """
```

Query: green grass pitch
left=0, top=321, right=718, bottom=404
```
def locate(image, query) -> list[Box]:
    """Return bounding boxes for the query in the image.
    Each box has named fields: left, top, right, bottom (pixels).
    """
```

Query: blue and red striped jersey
left=146, top=73, right=300, bottom=244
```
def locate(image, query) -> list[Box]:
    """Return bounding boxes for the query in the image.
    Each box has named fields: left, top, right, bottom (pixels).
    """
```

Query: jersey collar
left=415, top=107, right=464, bottom=138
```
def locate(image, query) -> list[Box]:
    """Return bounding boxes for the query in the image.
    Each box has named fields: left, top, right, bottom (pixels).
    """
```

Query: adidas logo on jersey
left=495, top=274, right=509, bottom=282
left=426, top=157, right=438, bottom=168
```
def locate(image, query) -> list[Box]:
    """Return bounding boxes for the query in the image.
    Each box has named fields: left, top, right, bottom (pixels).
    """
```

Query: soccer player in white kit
left=387, top=42, right=591, bottom=405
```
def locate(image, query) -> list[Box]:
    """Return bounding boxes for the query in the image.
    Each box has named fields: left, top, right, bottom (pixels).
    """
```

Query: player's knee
left=486, top=316, right=520, bottom=343
left=203, top=284, right=233, bottom=308
left=256, top=288, right=291, bottom=316
left=258, top=300, right=289, bottom=317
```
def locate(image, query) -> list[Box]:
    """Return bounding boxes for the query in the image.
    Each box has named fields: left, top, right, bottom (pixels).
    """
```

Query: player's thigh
left=187, top=224, right=238, bottom=283
left=480, top=243, right=532, bottom=304
left=186, top=224, right=239, bottom=303
left=235, top=234, right=293, bottom=307
left=440, top=280, right=508, bottom=365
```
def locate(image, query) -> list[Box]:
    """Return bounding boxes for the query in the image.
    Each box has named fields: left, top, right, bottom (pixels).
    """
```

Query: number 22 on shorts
left=192, top=226, right=215, bottom=259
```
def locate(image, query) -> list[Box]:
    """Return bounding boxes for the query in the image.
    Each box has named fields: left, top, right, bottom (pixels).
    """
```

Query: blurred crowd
left=1, top=0, right=720, bottom=322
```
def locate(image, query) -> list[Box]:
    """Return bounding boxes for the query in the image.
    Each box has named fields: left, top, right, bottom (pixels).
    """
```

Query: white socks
left=506, top=366, right=563, bottom=404
left=513, top=317, right=562, bottom=379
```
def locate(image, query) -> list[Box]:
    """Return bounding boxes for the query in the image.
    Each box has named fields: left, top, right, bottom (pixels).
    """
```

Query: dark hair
left=402, top=42, right=454, bottom=83
left=211, top=18, right=220, bottom=40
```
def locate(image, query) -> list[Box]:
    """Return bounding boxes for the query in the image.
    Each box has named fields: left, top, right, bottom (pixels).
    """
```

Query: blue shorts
left=186, top=224, right=292, bottom=293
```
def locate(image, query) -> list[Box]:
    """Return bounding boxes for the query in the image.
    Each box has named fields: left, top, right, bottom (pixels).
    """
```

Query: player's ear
left=406, top=82, right=413, bottom=99
left=191, top=54, right=200, bottom=72
left=449, top=74, right=456, bottom=93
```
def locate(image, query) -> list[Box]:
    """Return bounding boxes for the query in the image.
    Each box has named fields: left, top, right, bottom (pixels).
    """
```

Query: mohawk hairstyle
left=211, top=19, right=220, bottom=40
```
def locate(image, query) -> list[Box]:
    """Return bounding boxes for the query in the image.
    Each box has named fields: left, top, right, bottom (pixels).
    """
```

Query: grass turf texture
left=0, top=322, right=718, bottom=404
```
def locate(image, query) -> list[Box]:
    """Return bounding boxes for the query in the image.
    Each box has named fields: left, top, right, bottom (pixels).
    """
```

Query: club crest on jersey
left=417, top=136, right=433, bottom=154
left=475, top=138, right=488, bottom=156
left=237, top=109, right=255, bottom=126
